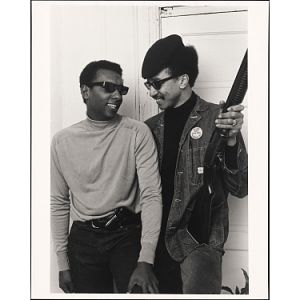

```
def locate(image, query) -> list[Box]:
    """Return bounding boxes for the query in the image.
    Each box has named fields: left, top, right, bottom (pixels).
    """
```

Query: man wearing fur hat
left=142, top=35, right=248, bottom=294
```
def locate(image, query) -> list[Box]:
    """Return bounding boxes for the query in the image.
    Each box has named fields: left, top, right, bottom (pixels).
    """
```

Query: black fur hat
left=142, top=34, right=186, bottom=79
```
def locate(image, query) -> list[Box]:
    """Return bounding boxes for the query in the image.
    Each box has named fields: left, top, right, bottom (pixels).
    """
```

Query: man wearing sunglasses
left=142, top=35, right=248, bottom=294
left=51, top=60, right=162, bottom=293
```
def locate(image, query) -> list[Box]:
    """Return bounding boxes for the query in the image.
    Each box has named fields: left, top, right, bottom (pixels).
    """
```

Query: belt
left=84, top=207, right=141, bottom=230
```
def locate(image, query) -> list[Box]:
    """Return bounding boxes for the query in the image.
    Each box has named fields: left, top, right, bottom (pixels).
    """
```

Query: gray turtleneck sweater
left=51, top=114, right=162, bottom=271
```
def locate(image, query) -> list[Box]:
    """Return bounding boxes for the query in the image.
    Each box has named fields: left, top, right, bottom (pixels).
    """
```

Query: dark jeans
left=154, top=235, right=222, bottom=294
left=67, top=221, right=141, bottom=293
left=180, top=244, right=223, bottom=293
left=154, top=234, right=183, bottom=293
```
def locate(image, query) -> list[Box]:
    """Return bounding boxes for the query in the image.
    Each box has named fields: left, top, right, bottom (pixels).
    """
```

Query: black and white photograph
left=30, top=1, right=269, bottom=298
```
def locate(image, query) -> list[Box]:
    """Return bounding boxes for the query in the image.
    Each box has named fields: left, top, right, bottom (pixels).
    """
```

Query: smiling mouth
left=106, top=103, right=118, bottom=111
left=155, top=98, right=164, bottom=105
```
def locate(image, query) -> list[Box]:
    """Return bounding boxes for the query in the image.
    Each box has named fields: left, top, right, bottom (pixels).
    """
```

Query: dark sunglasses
left=88, top=81, right=129, bottom=95
left=144, top=75, right=177, bottom=90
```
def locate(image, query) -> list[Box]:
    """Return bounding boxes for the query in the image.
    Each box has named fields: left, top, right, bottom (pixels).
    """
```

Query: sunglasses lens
left=144, top=81, right=161, bottom=90
left=104, top=82, right=117, bottom=93
left=153, top=82, right=161, bottom=90
left=104, top=82, right=128, bottom=95
left=120, top=86, right=129, bottom=95
left=144, top=80, right=164, bottom=91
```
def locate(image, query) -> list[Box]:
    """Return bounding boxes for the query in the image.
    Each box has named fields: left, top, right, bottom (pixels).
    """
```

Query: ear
left=179, top=74, right=189, bottom=89
left=80, top=85, right=90, bottom=102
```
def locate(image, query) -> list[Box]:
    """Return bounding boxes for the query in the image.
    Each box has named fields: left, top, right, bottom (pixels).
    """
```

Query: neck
left=174, top=88, right=193, bottom=108
left=87, top=111, right=111, bottom=122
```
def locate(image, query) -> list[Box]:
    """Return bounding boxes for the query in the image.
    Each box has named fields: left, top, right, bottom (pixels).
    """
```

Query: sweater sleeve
left=50, top=135, right=71, bottom=271
left=135, top=125, right=162, bottom=265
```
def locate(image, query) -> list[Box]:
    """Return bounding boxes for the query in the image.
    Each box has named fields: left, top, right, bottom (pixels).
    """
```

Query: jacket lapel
left=178, top=96, right=210, bottom=150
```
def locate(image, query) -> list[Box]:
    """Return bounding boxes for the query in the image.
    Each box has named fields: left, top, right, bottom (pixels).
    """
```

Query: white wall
left=50, top=4, right=160, bottom=139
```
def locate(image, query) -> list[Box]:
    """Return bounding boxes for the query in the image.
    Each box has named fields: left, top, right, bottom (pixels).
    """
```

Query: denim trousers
left=67, top=221, right=141, bottom=293
left=155, top=238, right=222, bottom=294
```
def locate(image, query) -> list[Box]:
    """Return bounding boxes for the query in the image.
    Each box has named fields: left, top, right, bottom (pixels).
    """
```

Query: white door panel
left=161, top=6, right=248, bottom=290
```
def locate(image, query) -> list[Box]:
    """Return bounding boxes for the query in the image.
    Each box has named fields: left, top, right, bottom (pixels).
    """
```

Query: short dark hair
left=79, top=60, right=123, bottom=87
left=168, top=46, right=199, bottom=87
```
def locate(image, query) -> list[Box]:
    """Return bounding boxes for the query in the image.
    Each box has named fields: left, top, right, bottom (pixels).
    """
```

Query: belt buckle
left=104, top=214, right=118, bottom=228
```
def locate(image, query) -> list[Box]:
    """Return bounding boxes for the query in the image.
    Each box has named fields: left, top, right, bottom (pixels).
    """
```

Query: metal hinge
left=160, top=7, right=174, bottom=18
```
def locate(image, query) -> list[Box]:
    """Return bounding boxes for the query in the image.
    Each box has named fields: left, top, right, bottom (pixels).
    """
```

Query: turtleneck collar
left=84, top=114, right=122, bottom=130
left=166, top=91, right=197, bottom=114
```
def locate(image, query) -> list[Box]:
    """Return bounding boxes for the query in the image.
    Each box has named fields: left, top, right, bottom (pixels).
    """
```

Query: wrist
left=137, top=261, right=153, bottom=268
left=224, top=140, right=239, bottom=170
left=136, top=262, right=154, bottom=272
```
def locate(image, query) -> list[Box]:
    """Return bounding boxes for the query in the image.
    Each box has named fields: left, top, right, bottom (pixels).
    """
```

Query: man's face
left=145, top=68, right=182, bottom=110
left=83, top=69, right=124, bottom=121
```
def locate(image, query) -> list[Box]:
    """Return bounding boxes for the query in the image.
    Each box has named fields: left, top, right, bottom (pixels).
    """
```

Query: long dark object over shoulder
left=204, top=49, right=248, bottom=169
left=187, top=50, right=248, bottom=244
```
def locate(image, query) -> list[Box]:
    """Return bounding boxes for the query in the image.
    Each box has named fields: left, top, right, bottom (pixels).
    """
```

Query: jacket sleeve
left=135, top=124, right=162, bottom=265
left=50, top=135, right=71, bottom=271
left=220, top=132, right=248, bottom=198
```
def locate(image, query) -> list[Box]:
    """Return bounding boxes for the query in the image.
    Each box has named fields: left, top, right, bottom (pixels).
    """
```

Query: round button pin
left=190, top=127, right=203, bottom=139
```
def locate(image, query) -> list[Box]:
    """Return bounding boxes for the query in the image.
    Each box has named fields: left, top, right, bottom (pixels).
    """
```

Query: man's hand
left=215, top=101, right=245, bottom=146
left=127, top=262, right=159, bottom=293
left=59, top=270, right=75, bottom=293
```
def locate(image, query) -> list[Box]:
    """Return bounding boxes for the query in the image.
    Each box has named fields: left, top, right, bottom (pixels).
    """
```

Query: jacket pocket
left=186, top=227, right=200, bottom=245
left=208, top=226, right=225, bottom=248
